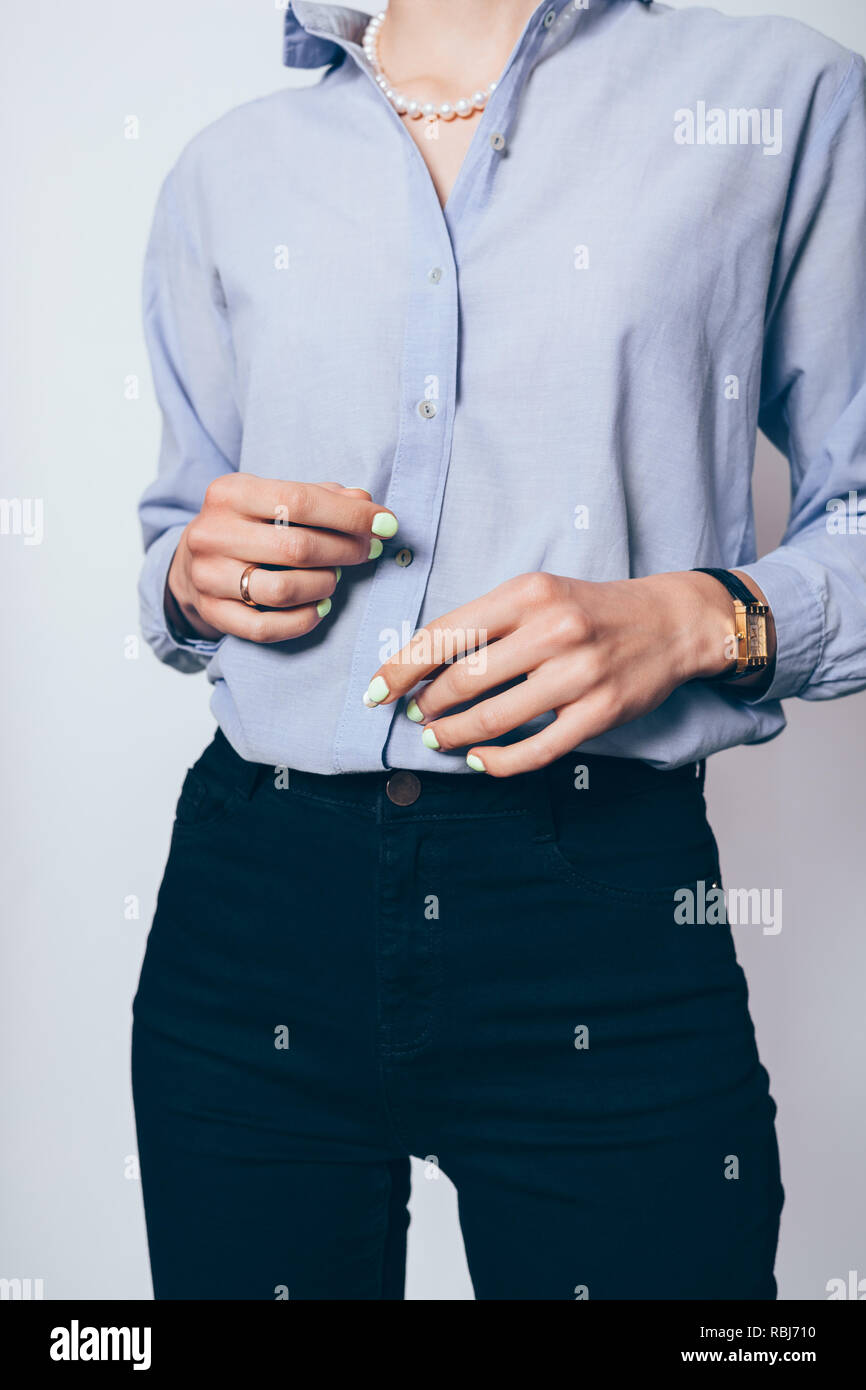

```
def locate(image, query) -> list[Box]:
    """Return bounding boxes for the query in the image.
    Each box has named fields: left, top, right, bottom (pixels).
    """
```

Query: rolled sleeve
left=737, top=554, right=826, bottom=702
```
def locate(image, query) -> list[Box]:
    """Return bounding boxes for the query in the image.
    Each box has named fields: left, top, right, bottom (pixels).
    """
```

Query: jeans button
left=386, top=771, right=421, bottom=806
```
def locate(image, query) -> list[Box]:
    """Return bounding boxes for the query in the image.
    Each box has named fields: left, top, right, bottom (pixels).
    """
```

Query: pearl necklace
left=362, top=11, right=497, bottom=122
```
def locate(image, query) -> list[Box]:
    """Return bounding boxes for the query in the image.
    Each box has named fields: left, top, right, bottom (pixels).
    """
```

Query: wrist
left=638, top=571, right=737, bottom=683
left=684, top=568, right=778, bottom=688
left=684, top=570, right=742, bottom=679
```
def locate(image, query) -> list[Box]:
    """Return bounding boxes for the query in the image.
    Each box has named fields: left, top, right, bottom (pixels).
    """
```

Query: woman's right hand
left=166, top=474, right=397, bottom=643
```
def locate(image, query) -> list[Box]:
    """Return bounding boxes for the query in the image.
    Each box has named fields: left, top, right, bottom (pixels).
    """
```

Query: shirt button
left=386, top=771, right=421, bottom=806
left=428, top=266, right=443, bottom=284
left=418, top=399, right=437, bottom=419
left=395, top=547, right=414, bottom=567
left=543, top=8, right=556, bottom=27
left=490, top=132, right=506, bottom=152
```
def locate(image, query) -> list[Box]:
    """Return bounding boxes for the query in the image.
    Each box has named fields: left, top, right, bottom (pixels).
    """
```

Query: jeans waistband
left=214, top=729, right=705, bottom=824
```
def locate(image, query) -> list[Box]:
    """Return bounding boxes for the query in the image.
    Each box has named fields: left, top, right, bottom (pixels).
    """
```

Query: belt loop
left=244, top=762, right=269, bottom=799
left=233, top=757, right=265, bottom=800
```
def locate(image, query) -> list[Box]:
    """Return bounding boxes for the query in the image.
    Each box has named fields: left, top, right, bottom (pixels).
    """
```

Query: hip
left=132, top=731, right=765, bottom=1124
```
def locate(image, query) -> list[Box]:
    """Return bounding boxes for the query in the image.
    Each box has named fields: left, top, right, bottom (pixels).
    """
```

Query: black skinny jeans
left=132, top=730, right=783, bottom=1299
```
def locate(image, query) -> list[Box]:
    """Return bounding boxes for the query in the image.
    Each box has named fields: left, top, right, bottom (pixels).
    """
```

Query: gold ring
left=239, top=564, right=259, bottom=608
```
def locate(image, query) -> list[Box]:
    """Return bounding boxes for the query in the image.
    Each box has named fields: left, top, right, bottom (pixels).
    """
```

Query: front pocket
left=539, top=838, right=723, bottom=904
left=540, top=779, right=723, bottom=904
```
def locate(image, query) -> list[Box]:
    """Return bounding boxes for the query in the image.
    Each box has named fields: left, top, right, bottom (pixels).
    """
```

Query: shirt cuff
left=138, top=523, right=223, bottom=672
left=735, top=552, right=826, bottom=704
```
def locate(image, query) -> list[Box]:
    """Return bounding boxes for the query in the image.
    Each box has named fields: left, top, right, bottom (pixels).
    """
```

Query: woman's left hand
left=363, top=570, right=741, bottom=776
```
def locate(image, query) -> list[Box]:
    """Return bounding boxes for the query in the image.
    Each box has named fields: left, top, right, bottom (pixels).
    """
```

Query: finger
left=417, top=674, right=552, bottom=753
left=466, top=702, right=604, bottom=778
left=363, top=587, right=523, bottom=708
left=409, top=626, right=552, bottom=724
left=198, top=515, right=378, bottom=569
left=209, top=475, right=396, bottom=539
left=421, top=682, right=547, bottom=754
left=195, top=595, right=329, bottom=644
left=192, top=557, right=340, bottom=608
left=317, top=484, right=373, bottom=502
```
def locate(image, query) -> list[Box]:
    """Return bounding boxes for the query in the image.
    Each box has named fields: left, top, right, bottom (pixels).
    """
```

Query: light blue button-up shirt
left=138, top=0, right=866, bottom=773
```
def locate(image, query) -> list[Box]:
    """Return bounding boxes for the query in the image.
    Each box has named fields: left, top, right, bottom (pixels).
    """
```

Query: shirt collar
left=283, top=3, right=364, bottom=69
left=283, top=1, right=651, bottom=71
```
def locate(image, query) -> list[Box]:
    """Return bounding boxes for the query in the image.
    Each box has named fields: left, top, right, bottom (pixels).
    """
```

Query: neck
left=379, top=0, right=542, bottom=100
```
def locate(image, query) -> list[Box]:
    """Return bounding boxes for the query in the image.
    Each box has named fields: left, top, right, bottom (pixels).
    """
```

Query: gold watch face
left=744, top=605, right=769, bottom=666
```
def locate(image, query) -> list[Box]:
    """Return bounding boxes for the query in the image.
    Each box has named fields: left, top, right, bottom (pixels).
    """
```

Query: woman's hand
left=363, top=570, right=751, bottom=776
left=166, top=475, right=398, bottom=643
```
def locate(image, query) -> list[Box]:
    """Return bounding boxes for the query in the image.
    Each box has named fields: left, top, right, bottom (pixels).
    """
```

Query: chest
left=211, top=80, right=785, bottom=424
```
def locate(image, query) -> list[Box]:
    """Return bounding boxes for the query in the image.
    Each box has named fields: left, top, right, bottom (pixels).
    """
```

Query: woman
left=132, top=0, right=866, bottom=1299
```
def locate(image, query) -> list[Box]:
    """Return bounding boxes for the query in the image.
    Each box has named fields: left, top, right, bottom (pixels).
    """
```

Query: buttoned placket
left=300, top=3, right=586, bottom=773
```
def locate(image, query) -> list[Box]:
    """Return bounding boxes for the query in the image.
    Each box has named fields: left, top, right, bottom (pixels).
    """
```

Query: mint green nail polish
left=371, top=512, right=398, bottom=539
left=422, top=728, right=440, bottom=751
left=467, top=754, right=486, bottom=772
left=406, top=698, right=423, bottom=723
left=368, top=538, right=383, bottom=560
left=335, top=567, right=342, bottom=582
left=365, top=676, right=389, bottom=705
left=316, top=598, right=332, bottom=618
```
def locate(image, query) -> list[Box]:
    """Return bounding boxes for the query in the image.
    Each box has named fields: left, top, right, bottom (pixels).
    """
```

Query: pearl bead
left=422, top=102, right=436, bottom=118
left=393, top=93, right=407, bottom=113
left=455, top=98, right=471, bottom=117
left=406, top=101, right=422, bottom=119
left=471, top=91, right=486, bottom=110
left=439, top=103, right=456, bottom=120
left=488, top=81, right=497, bottom=92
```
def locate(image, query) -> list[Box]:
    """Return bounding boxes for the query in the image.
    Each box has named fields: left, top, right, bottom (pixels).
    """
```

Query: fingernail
left=364, top=676, right=389, bottom=706
left=466, top=754, right=486, bottom=772
left=369, top=538, right=384, bottom=560
left=335, top=567, right=342, bottom=582
left=317, top=598, right=332, bottom=618
left=371, top=512, right=398, bottom=539
left=406, top=698, right=424, bottom=723
left=422, top=728, right=440, bottom=750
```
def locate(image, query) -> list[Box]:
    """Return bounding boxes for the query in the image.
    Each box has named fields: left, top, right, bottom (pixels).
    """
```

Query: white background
left=1, top=0, right=864, bottom=1300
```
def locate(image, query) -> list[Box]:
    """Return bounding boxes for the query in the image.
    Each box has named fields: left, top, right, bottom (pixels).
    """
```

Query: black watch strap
left=691, top=567, right=758, bottom=605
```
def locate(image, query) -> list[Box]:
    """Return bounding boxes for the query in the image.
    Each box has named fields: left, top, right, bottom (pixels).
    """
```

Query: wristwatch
left=692, top=568, right=770, bottom=681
